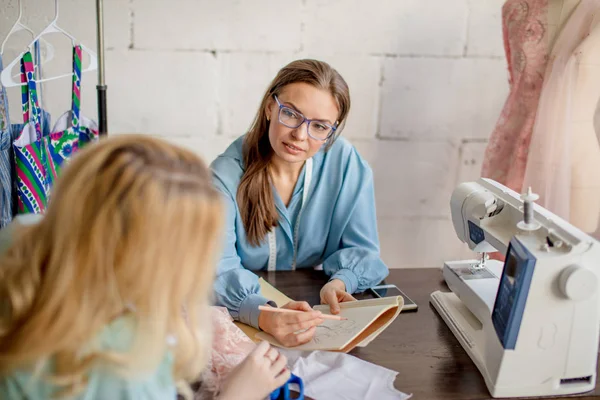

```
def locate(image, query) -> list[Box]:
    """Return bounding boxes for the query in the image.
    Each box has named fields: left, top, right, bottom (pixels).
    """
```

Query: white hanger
left=0, top=0, right=55, bottom=63
left=0, top=0, right=98, bottom=88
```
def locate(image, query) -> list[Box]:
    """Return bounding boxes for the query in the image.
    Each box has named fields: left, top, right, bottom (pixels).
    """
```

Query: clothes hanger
left=0, top=0, right=98, bottom=87
left=0, top=0, right=55, bottom=61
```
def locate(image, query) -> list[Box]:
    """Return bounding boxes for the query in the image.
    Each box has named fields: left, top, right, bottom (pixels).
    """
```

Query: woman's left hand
left=320, top=279, right=356, bottom=314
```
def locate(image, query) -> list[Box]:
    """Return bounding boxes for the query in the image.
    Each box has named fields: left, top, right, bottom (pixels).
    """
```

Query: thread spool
left=517, top=187, right=540, bottom=231
left=523, top=199, right=534, bottom=225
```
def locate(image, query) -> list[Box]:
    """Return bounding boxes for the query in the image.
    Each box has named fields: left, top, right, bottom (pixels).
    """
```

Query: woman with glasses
left=210, top=59, right=389, bottom=347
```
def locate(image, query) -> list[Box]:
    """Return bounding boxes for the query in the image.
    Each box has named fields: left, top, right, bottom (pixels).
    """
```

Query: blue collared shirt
left=210, top=135, right=389, bottom=329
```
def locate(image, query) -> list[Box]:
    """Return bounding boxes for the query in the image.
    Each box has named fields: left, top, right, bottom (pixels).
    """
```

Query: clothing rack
left=95, top=0, right=107, bottom=136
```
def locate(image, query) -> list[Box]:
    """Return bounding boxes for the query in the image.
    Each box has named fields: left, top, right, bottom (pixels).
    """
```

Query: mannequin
left=483, top=0, right=600, bottom=234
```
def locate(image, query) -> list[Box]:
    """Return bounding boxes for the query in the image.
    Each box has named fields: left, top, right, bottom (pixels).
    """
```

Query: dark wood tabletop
left=257, top=268, right=600, bottom=400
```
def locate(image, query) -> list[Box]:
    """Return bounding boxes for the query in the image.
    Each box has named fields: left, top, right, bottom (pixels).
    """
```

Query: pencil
left=258, top=305, right=347, bottom=321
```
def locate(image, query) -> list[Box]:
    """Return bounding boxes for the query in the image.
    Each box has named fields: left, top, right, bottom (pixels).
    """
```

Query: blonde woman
left=0, top=136, right=290, bottom=400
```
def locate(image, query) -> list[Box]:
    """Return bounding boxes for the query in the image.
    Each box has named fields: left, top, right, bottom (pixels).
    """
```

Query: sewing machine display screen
left=505, top=254, right=517, bottom=286
left=492, top=237, right=536, bottom=350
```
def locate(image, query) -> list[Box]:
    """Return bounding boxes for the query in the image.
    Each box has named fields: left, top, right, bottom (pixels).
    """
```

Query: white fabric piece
left=281, top=350, right=412, bottom=400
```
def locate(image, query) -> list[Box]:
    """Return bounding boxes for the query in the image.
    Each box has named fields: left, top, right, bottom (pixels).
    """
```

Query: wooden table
left=257, top=268, right=600, bottom=400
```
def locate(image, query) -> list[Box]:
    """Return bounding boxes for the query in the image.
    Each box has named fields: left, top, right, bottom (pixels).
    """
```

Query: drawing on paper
left=313, top=319, right=357, bottom=344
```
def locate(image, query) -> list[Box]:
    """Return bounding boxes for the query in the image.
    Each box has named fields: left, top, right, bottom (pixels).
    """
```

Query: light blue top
left=0, top=316, right=177, bottom=400
left=210, top=135, right=389, bottom=329
left=0, top=217, right=177, bottom=399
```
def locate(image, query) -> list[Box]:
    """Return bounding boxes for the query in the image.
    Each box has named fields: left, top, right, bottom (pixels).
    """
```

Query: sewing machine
left=430, top=178, right=600, bottom=398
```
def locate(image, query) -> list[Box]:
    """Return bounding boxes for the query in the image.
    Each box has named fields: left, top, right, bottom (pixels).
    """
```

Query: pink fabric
left=196, top=307, right=256, bottom=399
left=522, top=0, right=600, bottom=221
left=481, top=0, right=549, bottom=192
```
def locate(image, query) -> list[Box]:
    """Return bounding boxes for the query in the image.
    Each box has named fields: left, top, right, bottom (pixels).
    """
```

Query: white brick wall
left=466, top=0, right=506, bottom=57
left=303, top=0, right=469, bottom=56
left=135, top=0, right=304, bottom=52
left=0, top=0, right=511, bottom=267
left=380, top=57, right=508, bottom=140
left=106, top=49, right=219, bottom=135
left=373, top=140, right=459, bottom=218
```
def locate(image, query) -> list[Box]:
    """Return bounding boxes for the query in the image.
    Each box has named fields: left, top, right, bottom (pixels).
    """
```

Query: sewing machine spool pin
left=517, top=187, right=541, bottom=232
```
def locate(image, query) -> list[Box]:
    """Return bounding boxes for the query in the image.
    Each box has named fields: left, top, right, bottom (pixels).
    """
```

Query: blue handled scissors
left=270, top=373, right=304, bottom=400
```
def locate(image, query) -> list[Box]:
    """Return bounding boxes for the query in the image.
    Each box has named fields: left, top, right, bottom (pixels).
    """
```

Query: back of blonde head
left=0, top=135, right=223, bottom=397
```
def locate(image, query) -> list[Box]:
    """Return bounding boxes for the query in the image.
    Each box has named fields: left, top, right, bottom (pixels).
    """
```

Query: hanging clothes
left=481, top=0, right=549, bottom=193
left=12, top=46, right=98, bottom=214
left=48, top=45, right=98, bottom=173
left=10, top=111, right=52, bottom=215
left=13, top=51, right=56, bottom=214
left=1, top=53, right=52, bottom=224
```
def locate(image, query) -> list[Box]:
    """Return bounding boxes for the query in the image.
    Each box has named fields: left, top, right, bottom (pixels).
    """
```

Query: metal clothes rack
left=95, top=0, right=107, bottom=136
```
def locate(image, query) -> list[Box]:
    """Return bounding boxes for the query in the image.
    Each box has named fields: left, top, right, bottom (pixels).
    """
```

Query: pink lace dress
left=195, top=307, right=256, bottom=400
left=483, top=0, right=600, bottom=231
left=481, top=0, right=549, bottom=192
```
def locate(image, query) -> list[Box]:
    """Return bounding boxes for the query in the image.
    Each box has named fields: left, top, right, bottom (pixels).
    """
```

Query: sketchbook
left=255, top=295, right=403, bottom=352
left=234, top=279, right=404, bottom=352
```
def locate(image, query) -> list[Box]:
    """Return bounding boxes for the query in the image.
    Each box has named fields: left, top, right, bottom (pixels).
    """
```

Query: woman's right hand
left=218, top=341, right=290, bottom=400
left=258, top=301, right=324, bottom=347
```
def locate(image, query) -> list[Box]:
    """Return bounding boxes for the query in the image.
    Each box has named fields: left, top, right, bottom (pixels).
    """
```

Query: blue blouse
left=210, top=136, right=389, bottom=329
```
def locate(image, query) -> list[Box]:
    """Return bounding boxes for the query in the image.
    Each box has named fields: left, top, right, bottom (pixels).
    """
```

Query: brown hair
left=0, top=135, right=223, bottom=398
left=237, top=59, right=351, bottom=246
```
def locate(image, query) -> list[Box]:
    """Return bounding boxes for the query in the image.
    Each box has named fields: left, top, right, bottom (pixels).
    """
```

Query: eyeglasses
left=273, top=95, right=337, bottom=141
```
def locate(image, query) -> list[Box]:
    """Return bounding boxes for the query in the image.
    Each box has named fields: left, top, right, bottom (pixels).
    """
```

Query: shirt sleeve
left=322, top=152, right=389, bottom=294
left=211, top=176, right=275, bottom=329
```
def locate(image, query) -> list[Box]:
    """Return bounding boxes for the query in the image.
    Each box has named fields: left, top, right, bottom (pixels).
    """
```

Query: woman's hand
left=320, top=279, right=356, bottom=314
left=218, top=341, right=290, bottom=400
left=258, top=301, right=324, bottom=347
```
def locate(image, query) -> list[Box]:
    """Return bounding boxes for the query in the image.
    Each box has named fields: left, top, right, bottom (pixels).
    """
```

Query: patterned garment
left=12, top=46, right=98, bottom=214
left=0, top=55, right=47, bottom=225
left=12, top=51, right=54, bottom=214
left=10, top=110, right=52, bottom=216
left=48, top=45, right=98, bottom=173
left=482, top=0, right=600, bottom=234
left=194, top=307, right=256, bottom=399
left=481, top=0, right=549, bottom=192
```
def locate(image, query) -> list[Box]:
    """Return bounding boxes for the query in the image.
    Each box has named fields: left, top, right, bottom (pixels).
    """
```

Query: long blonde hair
left=238, top=59, right=351, bottom=246
left=0, top=135, right=223, bottom=397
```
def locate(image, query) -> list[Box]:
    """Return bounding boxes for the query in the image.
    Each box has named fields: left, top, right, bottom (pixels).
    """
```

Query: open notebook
left=234, top=279, right=404, bottom=353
